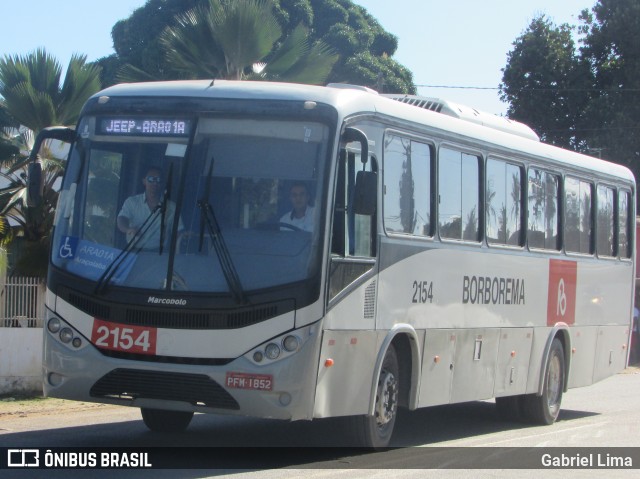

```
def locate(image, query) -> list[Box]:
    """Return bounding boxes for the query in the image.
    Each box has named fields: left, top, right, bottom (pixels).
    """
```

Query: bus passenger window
left=564, top=177, right=593, bottom=254
left=486, top=159, right=523, bottom=246
left=383, top=134, right=432, bottom=236
left=527, top=169, right=559, bottom=250
left=596, top=185, right=615, bottom=257
left=439, top=148, right=480, bottom=241
left=618, top=190, right=632, bottom=259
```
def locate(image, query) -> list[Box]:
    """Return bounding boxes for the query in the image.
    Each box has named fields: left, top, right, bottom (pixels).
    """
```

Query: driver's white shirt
left=279, top=206, right=315, bottom=232
left=118, top=193, right=182, bottom=246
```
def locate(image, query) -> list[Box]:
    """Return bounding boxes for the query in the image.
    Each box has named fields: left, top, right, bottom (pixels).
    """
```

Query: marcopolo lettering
left=147, top=296, right=187, bottom=306
left=462, top=275, right=525, bottom=305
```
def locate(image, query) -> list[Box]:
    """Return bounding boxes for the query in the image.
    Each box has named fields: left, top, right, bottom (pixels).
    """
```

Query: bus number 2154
left=412, top=280, right=434, bottom=304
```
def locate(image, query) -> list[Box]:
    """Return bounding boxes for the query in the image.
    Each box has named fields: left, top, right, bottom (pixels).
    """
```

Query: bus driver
left=280, top=182, right=315, bottom=232
left=117, top=167, right=182, bottom=247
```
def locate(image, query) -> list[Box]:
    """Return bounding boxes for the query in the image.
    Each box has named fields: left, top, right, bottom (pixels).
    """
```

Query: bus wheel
left=522, top=338, right=565, bottom=425
left=141, top=408, right=194, bottom=432
left=353, top=344, right=399, bottom=448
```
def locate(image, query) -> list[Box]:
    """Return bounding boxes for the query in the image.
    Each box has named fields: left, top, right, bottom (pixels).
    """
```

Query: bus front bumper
left=42, top=315, right=322, bottom=422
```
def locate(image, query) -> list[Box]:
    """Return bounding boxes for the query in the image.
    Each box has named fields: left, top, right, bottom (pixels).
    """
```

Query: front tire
left=141, top=408, right=194, bottom=433
left=522, top=338, right=565, bottom=424
left=352, top=344, right=400, bottom=448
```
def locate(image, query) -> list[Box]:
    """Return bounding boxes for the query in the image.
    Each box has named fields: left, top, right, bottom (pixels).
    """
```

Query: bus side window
left=596, top=185, right=616, bottom=257
left=331, top=150, right=347, bottom=256
left=332, top=149, right=377, bottom=258
left=527, top=168, right=560, bottom=250
left=486, top=159, right=524, bottom=246
left=618, top=190, right=632, bottom=259
left=329, top=146, right=377, bottom=301
left=564, top=177, right=593, bottom=254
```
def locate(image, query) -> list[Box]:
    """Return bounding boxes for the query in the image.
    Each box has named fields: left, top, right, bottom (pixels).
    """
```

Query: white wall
left=0, top=328, right=43, bottom=395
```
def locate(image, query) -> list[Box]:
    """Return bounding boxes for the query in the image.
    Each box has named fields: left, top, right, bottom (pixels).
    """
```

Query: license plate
left=225, top=372, right=273, bottom=391
left=91, top=318, right=157, bottom=355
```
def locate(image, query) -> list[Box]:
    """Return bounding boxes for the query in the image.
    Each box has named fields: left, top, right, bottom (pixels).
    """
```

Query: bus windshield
left=51, top=115, right=330, bottom=296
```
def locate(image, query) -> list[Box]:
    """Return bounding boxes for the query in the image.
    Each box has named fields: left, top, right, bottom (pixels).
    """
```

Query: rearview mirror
left=26, top=127, right=76, bottom=207
left=27, top=160, right=43, bottom=208
left=353, top=170, right=377, bottom=216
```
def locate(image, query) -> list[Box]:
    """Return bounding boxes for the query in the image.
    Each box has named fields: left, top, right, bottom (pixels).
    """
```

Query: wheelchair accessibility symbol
left=58, top=236, right=78, bottom=259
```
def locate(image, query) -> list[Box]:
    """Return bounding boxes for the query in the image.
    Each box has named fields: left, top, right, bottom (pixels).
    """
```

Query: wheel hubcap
left=375, top=368, right=398, bottom=427
left=547, top=354, right=562, bottom=409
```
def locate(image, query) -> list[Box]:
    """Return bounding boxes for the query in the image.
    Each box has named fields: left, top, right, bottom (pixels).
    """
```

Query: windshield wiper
left=94, top=205, right=162, bottom=295
left=198, top=159, right=247, bottom=304
left=96, top=164, right=176, bottom=294
left=159, top=163, right=174, bottom=254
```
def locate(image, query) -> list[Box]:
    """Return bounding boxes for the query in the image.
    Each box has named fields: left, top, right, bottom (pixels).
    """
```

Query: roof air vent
left=383, top=94, right=540, bottom=141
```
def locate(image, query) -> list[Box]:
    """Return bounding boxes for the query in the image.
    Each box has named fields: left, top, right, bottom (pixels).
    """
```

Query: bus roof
left=92, top=80, right=635, bottom=185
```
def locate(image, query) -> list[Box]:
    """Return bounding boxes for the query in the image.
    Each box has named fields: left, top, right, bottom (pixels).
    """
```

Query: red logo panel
left=547, top=259, right=577, bottom=326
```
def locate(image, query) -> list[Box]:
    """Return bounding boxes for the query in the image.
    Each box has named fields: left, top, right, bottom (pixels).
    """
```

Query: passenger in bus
left=280, top=182, right=315, bottom=232
left=117, top=166, right=182, bottom=248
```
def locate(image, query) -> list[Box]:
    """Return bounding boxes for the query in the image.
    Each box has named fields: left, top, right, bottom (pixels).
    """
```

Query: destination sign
left=98, top=118, right=191, bottom=137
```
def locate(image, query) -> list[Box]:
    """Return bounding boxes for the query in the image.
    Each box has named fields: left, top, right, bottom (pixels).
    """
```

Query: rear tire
left=352, top=344, right=399, bottom=448
left=141, top=408, right=194, bottom=433
left=522, top=338, right=565, bottom=424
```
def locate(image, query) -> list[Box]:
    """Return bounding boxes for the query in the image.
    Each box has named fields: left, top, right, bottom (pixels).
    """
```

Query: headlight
left=265, top=343, right=281, bottom=360
left=283, top=335, right=299, bottom=352
left=48, top=318, right=61, bottom=333
left=247, top=324, right=316, bottom=365
left=59, top=328, right=73, bottom=343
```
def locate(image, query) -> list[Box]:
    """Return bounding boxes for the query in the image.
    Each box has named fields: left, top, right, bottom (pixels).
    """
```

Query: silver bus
left=31, top=81, right=635, bottom=447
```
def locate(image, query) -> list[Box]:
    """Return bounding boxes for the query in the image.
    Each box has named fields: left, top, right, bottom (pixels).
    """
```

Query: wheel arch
left=368, top=324, right=422, bottom=415
left=537, top=324, right=572, bottom=395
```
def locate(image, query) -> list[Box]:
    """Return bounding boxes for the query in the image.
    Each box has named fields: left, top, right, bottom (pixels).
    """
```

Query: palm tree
left=120, top=0, right=337, bottom=84
left=0, top=49, right=101, bottom=134
left=0, top=103, right=19, bottom=160
left=0, top=48, right=101, bottom=275
left=0, top=215, right=12, bottom=275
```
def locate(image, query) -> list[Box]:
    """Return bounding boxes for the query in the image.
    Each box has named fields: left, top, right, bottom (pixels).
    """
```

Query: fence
left=0, top=276, right=45, bottom=328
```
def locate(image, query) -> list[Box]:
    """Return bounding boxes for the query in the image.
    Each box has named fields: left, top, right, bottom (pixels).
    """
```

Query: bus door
left=327, top=127, right=378, bottom=320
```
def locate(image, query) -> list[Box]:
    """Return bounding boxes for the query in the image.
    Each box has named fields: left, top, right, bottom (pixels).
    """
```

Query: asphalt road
left=0, top=367, right=638, bottom=478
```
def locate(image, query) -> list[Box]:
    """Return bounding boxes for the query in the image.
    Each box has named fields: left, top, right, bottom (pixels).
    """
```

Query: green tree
left=500, top=15, right=591, bottom=149
left=579, top=0, right=640, bottom=174
left=500, top=0, right=640, bottom=195
left=152, top=0, right=337, bottom=84
left=97, top=0, right=415, bottom=93
left=0, top=49, right=101, bottom=275
left=0, top=102, right=19, bottom=159
left=0, top=49, right=101, bottom=134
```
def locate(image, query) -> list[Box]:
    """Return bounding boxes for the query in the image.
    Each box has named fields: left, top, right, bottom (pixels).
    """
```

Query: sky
left=0, top=0, right=596, bottom=116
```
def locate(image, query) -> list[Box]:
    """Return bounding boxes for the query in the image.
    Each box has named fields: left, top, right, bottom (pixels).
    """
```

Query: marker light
left=72, top=337, right=82, bottom=348
left=48, top=318, right=61, bottom=334
left=59, top=328, right=73, bottom=344
left=265, top=343, right=281, bottom=360
left=253, top=351, right=264, bottom=363
left=48, top=373, right=63, bottom=387
left=283, top=335, right=299, bottom=352
left=279, top=392, right=292, bottom=406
